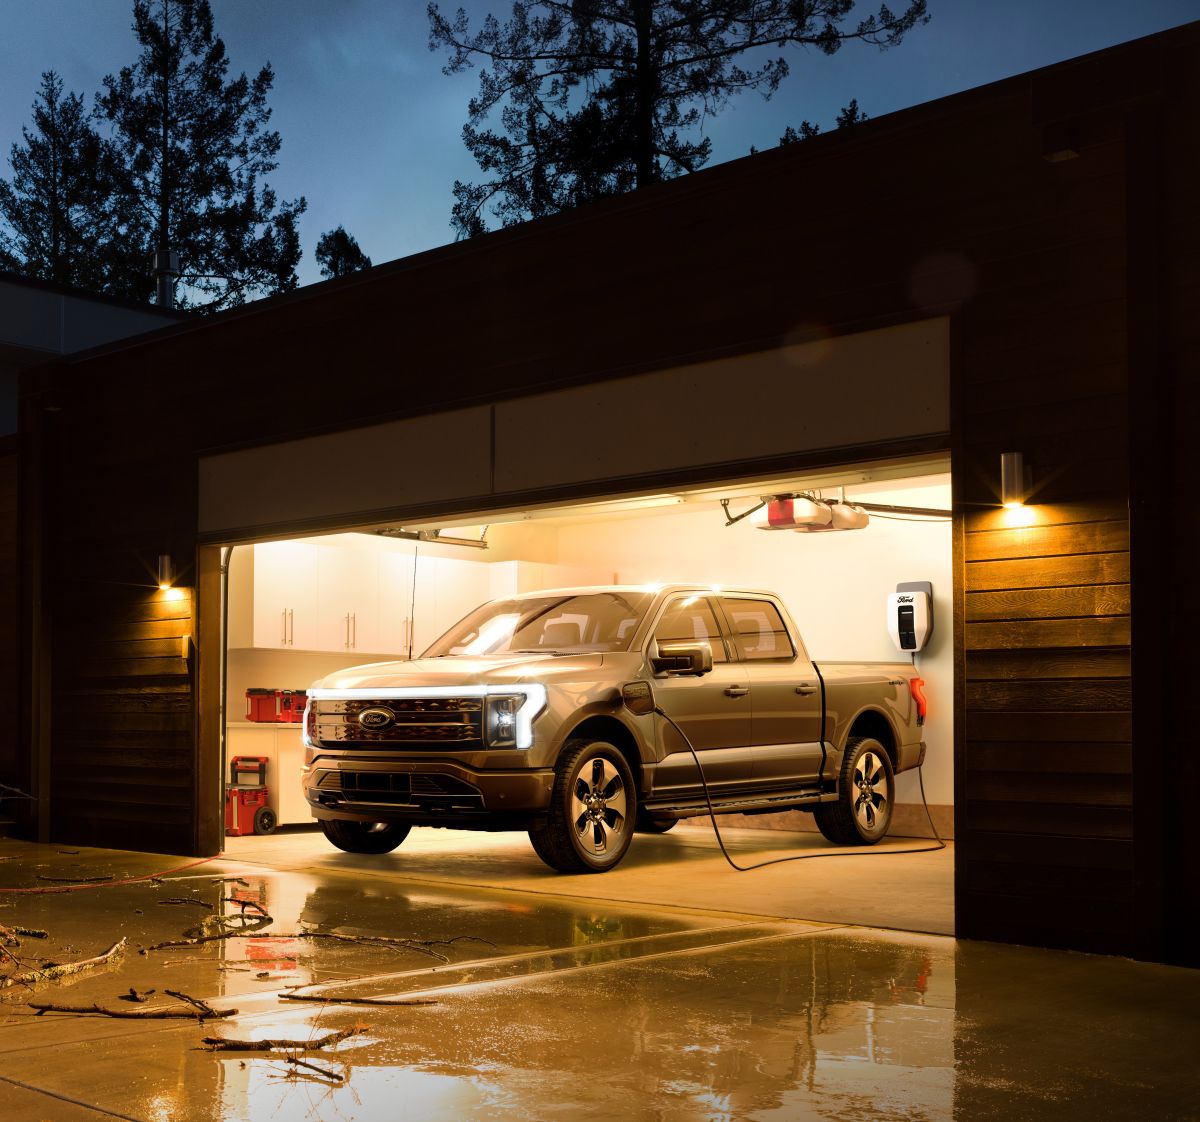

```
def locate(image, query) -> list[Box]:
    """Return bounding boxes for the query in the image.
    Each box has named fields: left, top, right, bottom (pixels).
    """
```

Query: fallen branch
left=165, top=989, right=222, bottom=1018
left=143, top=915, right=272, bottom=952
left=1, top=924, right=49, bottom=946
left=30, top=1001, right=236, bottom=1021
left=282, top=993, right=437, bottom=1007
left=286, top=1056, right=343, bottom=1082
left=157, top=898, right=214, bottom=910
left=35, top=874, right=114, bottom=884
left=0, top=937, right=125, bottom=988
left=202, top=1026, right=367, bottom=1051
left=225, top=897, right=269, bottom=917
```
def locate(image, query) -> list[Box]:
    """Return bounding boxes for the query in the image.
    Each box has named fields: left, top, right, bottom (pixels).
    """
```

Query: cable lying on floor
left=653, top=697, right=946, bottom=874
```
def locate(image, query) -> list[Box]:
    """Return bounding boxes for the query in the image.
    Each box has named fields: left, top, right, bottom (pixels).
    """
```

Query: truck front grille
left=311, top=697, right=484, bottom=750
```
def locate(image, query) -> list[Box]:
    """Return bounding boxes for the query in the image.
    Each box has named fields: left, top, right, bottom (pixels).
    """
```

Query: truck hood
left=310, top=653, right=610, bottom=693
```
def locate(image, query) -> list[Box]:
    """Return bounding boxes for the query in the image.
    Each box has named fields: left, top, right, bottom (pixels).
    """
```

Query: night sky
left=0, top=0, right=1195, bottom=288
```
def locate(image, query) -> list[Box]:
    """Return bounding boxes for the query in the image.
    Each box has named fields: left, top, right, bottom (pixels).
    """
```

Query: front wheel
left=814, top=737, right=895, bottom=845
left=529, top=739, right=637, bottom=873
left=320, top=819, right=411, bottom=854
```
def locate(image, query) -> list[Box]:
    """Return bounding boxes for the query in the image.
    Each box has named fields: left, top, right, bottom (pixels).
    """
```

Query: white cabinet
left=316, top=539, right=382, bottom=653
left=412, top=554, right=493, bottom=655
left=249, top=541, right=318, bottom=649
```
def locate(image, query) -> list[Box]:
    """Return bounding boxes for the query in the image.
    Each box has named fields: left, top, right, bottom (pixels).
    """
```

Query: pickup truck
left=302, top=585, right=928, bottom=873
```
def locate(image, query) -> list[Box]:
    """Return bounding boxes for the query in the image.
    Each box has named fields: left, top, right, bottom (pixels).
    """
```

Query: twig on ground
left=164, top=989, right=222, bottom=1018
left=120, top=987, right=156, bottom=1003
left=286, top=1055, right=344, bottom=1082
left=225, top=897, right=269, bottom=917
left=0, top=937, right=125, bottom=988
left=214, top=877, right=250, bottom=887
left=35, top=874, right=114, bottom=884
left=282, top=993, right=437, bottom=1007
left=1, top=924, right=49, bottom=946
left=30, top=1000, right=236, bottom=1020
left=142, top=913, right=273, bottom=952
left=157, top=898, right=214, bottom=910
left=201, top=1026, right=367, bottom=1051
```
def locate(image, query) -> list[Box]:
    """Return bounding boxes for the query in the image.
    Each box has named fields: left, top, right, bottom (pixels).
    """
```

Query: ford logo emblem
left=357, top=707, right=395, bottom=731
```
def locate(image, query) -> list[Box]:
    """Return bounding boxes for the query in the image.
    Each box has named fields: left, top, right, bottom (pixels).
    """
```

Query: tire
left=252, top=807, right=277, bottom=836
left=636, top=814, right=678, bottom=834
left=529, top=739, right=637, bottom=873
left=814, top=737, right=895, bottom=845
left=320, top=819, right=411, bottom=854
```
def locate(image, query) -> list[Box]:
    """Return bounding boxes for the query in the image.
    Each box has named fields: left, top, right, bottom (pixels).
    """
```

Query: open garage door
left=217, top=457, right=953, bottom=934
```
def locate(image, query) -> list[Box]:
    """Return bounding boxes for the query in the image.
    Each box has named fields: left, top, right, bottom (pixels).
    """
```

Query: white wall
left=553, top=477, right=954, bottom=811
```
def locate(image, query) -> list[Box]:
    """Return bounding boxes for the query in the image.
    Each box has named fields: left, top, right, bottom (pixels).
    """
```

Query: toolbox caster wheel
left=253, top=807, right=277, bottom=836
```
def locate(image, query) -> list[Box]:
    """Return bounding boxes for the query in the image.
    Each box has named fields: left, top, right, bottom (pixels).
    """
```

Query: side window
left=653, top=596, right=728, bottom=663
left=721, top=598, right=795, bottom=661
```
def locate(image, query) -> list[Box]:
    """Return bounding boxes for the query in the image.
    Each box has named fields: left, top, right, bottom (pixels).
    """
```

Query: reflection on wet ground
left=1, top=839, right=1196, bottom=1122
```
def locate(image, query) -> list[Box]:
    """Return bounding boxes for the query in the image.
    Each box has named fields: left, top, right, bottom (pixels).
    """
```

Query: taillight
left=909, top=678, right=927, bottom=724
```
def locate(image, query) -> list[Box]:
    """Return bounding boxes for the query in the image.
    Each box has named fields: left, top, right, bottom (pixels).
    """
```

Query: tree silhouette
left=315, top=226, right=372, bottom=279
left=429, top=0, right=927, bottom=237
left=97, top=0, right=305, bottom=309
left=0, top=73, right=113, bottom=289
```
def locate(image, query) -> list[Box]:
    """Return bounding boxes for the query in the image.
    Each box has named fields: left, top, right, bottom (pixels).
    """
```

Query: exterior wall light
left=1000, top=452, right=1028, bottom=508
left=157, top=554, right=176, bottom=590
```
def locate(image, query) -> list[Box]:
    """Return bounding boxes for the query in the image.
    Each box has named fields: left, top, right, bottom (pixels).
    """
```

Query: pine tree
left=0, top=72, right=112, bottom=289
left=429, top=0, right=928, bottom=237
left=315, top=226, right=372, bottom=279
left=97, top=0, right=306, bottom=309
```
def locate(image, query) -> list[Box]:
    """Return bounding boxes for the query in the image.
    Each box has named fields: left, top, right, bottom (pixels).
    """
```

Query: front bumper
left=303, top=753, right=556, bottom=830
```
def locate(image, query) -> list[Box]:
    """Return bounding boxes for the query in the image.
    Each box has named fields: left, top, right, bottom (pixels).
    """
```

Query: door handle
left=795, top=683, right=818, bottom=695
left=724, top=686, right=749, bottom=698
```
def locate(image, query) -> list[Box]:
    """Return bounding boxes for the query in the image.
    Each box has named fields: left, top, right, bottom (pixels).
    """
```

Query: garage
left=216, top=446, right=954, bottom=930
left=14, top=25, right=1196, bottom=965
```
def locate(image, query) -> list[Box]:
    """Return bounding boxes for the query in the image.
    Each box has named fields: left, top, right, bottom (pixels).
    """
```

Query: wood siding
left=0, top=445, right=16, bottom=799
left=18, top=25, right=1199, bottom=960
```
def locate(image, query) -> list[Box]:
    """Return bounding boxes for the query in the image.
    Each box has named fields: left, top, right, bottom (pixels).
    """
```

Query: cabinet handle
left=281, top=609, right=287, bottom=645
left=287, top=608, right=294, bottom=646
left=344, top=612, right=350, bottom=649
left=351, top=613, right=357, bottom=649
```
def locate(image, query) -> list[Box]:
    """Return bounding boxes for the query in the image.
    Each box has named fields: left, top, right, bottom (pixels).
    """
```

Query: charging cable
left=653, top=699, right=946, bottom=872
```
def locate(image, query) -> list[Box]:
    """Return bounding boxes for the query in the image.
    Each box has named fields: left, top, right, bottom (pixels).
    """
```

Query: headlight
left=485, top=695, right=522, bottom=748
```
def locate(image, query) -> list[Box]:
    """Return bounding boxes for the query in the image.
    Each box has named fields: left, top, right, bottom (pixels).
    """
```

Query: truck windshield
left=424, top=591, right=655, bottom=657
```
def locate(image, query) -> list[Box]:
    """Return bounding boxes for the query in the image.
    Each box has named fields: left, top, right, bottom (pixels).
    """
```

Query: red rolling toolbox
left=225, top=756, right=277, bottom=836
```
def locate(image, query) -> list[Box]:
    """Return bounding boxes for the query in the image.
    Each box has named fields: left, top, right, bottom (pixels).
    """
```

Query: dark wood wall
left=0, top=442, right=17, bottom=801
left=20, top=25, right=1197, bottom=960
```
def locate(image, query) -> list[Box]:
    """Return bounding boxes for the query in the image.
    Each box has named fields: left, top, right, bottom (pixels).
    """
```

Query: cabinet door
left=252, top=541, right=318, bottom=649
left=316, top=542, right=380, bottom=653
left=378, top=547, right=417, bottom=656
left=424, top=556, right=493, bottom=652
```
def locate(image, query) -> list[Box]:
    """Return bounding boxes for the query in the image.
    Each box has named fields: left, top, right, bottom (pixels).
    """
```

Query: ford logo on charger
left=357, top=707, right=395, bottom=731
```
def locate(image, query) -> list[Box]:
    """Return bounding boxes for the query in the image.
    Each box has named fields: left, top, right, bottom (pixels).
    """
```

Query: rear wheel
left=814, top=737, right=894, bottom=845
left=320, top=819, right=411, bottom=854
left=529, top=739, right=637, bottom=873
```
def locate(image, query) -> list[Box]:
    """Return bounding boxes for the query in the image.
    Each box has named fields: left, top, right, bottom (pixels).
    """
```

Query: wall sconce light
left=1000, top=452, right=1029, bottom=508
left=157, top=554, right=175, bottom=590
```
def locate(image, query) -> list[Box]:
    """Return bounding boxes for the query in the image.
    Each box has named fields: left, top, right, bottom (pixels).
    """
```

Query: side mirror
left=650, top=641, right=713, bottom=677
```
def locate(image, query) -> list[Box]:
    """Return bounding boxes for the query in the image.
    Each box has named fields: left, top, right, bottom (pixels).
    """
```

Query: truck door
left=718, top=595, right=825, bottom=786
left=648, top=593, right=755, bottom=797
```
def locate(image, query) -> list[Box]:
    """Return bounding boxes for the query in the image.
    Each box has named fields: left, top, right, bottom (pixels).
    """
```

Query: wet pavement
left=0, top=836, right=1196, bottom=1121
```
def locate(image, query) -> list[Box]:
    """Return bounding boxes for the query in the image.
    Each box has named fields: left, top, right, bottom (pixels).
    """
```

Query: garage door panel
left=494, top=319, right=948, bottom=494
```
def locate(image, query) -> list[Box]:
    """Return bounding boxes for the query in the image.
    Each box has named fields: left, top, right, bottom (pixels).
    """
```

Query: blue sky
left=1, top=1, right=1196, bottom=287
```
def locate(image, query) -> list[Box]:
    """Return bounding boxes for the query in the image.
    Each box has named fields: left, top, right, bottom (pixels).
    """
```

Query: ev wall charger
left=888, top=581, right=933, bottom=652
